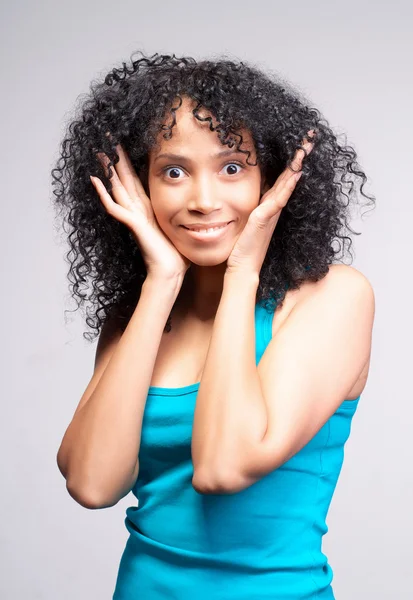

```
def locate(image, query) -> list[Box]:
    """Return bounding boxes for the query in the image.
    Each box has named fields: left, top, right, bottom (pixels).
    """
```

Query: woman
left=54, top=51, right=376, bottom=599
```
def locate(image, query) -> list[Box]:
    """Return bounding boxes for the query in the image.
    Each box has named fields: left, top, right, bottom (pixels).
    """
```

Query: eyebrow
left=154, top=149, right=247, bottom=163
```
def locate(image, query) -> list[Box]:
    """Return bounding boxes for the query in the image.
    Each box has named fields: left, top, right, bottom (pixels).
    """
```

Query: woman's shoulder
left=271, top=264, right=371, bottom=338
left=298, top=264, right=371, bottom=299
left=327, top=263, right=370, bottom=281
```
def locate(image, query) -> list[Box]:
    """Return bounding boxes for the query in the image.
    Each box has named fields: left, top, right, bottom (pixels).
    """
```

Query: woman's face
left=147, top=96, right=268, bottom=266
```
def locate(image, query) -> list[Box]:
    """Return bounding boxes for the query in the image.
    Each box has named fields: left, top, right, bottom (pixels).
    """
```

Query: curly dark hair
left=50, top=50, right=375, bottom=342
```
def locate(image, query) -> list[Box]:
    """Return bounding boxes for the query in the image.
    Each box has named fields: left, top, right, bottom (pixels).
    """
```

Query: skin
left=147, top=96, right=270, bottom=323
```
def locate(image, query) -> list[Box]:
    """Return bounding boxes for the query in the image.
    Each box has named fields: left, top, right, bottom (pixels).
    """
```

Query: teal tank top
left=112, top=297, right=360, bottom=599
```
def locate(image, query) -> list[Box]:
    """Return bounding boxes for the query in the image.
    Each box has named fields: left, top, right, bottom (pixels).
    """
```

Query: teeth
left=187, top=223, right=228, bottom=233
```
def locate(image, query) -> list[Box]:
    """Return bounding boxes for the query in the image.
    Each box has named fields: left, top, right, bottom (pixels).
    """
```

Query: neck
left=175, top=263, right=227, bottom=322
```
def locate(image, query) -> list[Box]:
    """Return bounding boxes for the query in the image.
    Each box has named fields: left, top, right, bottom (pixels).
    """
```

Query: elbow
left=192, top=466, right=247, bottom=495
left=66, top=480, right=104, bottom=509
left=57, top=450, right=105, bottom=509
left=65, top=479, right=117, bottom=510
left=56, top=446, right=69, bottom=480
left=191, top=471, right=217, bottom=495
left=64, top=463, right=139, bottom=509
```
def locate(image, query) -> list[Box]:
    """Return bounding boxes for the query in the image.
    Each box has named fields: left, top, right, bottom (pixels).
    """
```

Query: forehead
left=150, top=96, right=256, bottom=158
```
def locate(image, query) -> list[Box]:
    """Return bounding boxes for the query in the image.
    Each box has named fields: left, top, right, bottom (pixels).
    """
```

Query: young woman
left=54, top=51, right=376, bottom=599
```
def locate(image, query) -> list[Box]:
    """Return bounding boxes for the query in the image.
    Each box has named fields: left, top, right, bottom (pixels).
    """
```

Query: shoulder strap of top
left=255, top=282, right=290, bottom=366
left=255, top=299, right=276, bottom=366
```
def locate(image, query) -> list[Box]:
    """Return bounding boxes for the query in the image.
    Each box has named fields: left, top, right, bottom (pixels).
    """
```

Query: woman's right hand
left=90, top=143, right=192, bottom=281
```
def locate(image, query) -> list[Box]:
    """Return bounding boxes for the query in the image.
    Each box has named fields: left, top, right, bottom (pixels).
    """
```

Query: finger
left=99, top=133, right=143, bottom=201
left=91, top=166, right=133, bottom=211
left=97, top=149, right=115, bottom=173
left=261, top=167, right=302, bottom=210
left=285, top=130, right=316, bottom=176
left=90, top=176, right=113, bottom=213
left=106, top=144, right=138, bottom=201
left=90, top=175, right=147, bottom=235
left=290, top=139, right=314, bottom=173
left=114, top=144, right=148, bottom=201
left=259, top=130, right=316, bottom=198
left=276, top=171, right=302, bottom=208
left=270, top=143, right=310, bottom=196
left=265, top=150, right=304, bottom=197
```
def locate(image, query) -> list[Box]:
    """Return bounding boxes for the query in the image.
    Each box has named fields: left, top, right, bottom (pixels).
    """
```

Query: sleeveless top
left=112, top=297, right=360, bottom=600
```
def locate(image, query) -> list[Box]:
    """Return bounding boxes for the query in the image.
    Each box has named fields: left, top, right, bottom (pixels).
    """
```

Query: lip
left=183, top=221, right=231, bottom=229
left=181, top=220, right=234, bottom=241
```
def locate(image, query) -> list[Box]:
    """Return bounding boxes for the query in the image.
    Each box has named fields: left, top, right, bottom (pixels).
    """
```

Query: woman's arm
left=56, top=273, right=184, bottom=509
left=191, top=266, right=374, bottom=494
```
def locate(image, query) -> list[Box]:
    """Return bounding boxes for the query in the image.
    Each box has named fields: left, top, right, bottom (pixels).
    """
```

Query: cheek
left=147, top=183, right=173, bottom=217
left=148, top=175, right=261, bottom=219
left=237, top=181, right=262, bottom=212
left=150, top=197, right=182, bottom=238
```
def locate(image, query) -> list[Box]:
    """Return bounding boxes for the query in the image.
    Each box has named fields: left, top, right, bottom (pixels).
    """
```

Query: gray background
left=1, top=0, right=411, bottom=598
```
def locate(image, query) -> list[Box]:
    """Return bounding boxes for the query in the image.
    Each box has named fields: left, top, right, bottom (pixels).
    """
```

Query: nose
left=186, top=173, right=223, bottom=213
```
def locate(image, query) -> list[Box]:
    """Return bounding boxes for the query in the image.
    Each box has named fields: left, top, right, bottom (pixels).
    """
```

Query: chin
left=188, top=257, right=230, bottom=267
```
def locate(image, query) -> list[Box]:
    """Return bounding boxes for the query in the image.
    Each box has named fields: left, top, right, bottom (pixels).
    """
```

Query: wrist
left=224, top=269, right=260, bottom=288
left=144, top=272, right=185, bottom=297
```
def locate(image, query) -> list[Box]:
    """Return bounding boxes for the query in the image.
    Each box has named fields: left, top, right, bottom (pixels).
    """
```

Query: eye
left=222, top=162, right=244, bottom=175
left=162, top=166, right=184, bottom=179
left=161, top=162, right=245, bottom=180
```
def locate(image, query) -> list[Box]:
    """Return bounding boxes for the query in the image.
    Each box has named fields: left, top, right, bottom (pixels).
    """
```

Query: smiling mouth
left=182, top=221, right=232, bottom=232
left=181, top=221, right=234, bottom=240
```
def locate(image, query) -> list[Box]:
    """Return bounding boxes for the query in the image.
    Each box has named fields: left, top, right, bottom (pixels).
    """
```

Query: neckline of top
left=146, top=298, right=361, bottom=404
left=147, top=301, right=271, bottom=396
left=147, top=381, right=200, bottom=396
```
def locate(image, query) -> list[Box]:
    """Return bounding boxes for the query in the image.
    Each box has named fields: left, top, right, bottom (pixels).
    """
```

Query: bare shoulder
left=272, top=264, right=374, bottom=338
left=305, top=264, right=375, bottom=399
left=298, top=264, right=374, bottom=302
left=326, top=263, right=373, bottom=284
left=272, top=264, right=375, bottom=401
left=296, top=264, right=375, bottom=318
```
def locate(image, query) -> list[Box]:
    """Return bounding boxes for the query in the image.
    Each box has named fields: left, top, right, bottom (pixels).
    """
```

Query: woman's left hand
left=225, top=130, right=315, bottom=277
